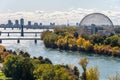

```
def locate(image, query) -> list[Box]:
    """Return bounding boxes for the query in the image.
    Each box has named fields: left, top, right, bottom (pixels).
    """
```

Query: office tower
left=28, top=21, right=31, bottom=27
left=15, top=20, right=19, bottom=27
left=39, top=23, right=42, bottom=26
left=20, top=18, right=24, bottom=26
left=8, top=20, right=13, bottom=27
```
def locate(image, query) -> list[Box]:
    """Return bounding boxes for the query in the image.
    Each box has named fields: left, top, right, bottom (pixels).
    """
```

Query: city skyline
left=0, top=0, right=120, bottom=25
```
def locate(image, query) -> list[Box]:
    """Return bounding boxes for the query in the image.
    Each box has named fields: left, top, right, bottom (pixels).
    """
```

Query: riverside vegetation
left=0, top=45, right=101, bottom=80
left=41, top=26, right=120, bottom=58
left=0, top=45, right=119, bottom=80
left=0, top=26, right=119, bottom=80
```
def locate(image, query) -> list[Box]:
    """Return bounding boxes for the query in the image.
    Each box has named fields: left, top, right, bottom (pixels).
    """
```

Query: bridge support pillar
left=17, top=39, right=20, bottom=43
left=21, top=25, right=24, bottom=37
left=35, top=39, right=37, bottom=44
left=35, top=33, right=37, bottom=37
left=0, top=39, right=2, bottom=43
left=8, top=33, right=9, bottom=37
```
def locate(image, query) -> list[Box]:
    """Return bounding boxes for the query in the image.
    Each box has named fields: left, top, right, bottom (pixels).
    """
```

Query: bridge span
left=0, top=25, right=48, bottom=44
left=0, top=37, right=41, bottom=44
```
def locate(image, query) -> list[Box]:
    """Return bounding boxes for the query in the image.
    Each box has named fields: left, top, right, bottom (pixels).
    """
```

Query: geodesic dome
left=79, top=13, right=115, bottom=36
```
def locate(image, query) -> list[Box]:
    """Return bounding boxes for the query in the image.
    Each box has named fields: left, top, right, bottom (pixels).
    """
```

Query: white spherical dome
left=79, top=13, right=114, bottom=36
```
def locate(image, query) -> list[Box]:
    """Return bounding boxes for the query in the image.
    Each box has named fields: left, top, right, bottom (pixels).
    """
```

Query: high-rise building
left=39, top=23, right=42, bottom=26
left=20, top=18, right=24, bottom=26
left=7, top=20, right=13, bottom=27
left=34, top=22, right=38, bottom=26
left=50, top=23, right=55, bottom=26
left=91, top=24, right=97, bottom=34
left=15, top=20, right=19, bottom=27
left=28, top=21, right=31, bottom=27
left=53, top=23, right=55, bottom=26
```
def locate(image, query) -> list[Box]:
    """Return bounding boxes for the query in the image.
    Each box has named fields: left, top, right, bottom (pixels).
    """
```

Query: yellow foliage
left=111, top=46, right=120, bottom=55
left=3, top=54, right=13, bottom=64
left=79, top=57, right=88, bottom=71
left=83, top=40, right=92, bottom=51
left=56, top=38, right=67, bottom=46
left=108, top=73, right=120, bottom=80
left=0, top=45, right=5, bottom=53
left=76, top=37, right=85, bottom=46
left=68, top=38, right=76, bottom=46
left=86, top=66, right=100, bottom=80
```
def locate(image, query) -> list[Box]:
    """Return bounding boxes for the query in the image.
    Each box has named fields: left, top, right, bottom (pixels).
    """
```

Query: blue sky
left=0, top=0, right=120, bottom=25
left=0, top=0, right=119, bottom=12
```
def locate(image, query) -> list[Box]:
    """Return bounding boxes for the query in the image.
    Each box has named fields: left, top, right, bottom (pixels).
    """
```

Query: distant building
left=20, top=18, right=24, bottom=26
left=39, top=23, right=42, bottom=26
left=34, top=22, right=38, bottom=28
left=76, top=23, right=79, bottom=27
left=7, top=20, right=13, bottom=27
left=79, top=13, right=115, bottom=36
left=91, top=24, right=97, bottom=34
left=39, top=23, right=43, bottom=29
left=28, top=21, right=31, bottom=27
left=15, top=20, right=19, bottom=27
left=50, top=23, right=55, bottom=28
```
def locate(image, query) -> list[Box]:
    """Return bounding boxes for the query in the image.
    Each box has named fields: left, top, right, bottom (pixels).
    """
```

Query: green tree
left=43, top=32, right=58, bottom=48
left=89, top=34, right=104, bottom=44
left=3, top=55, right=34, bottom=80
left=104, top=36, right=120, bottom=47
left=41, top=30, right=52, bottom=40
left=33, top=64, right=76, bottom=80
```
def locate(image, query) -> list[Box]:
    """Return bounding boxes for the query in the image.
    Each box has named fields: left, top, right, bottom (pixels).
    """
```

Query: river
left=0, top=28, right=120, bottom=80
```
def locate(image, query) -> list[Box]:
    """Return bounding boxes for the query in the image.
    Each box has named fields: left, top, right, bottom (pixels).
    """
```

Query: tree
left=76, top=37, right=85, bottom=47
left=104, top=36, right=120, bottom=47
left=86, top=66, right=100, bottom=80
left=79, top=57, right=88, bottom=80
left=68, top=38, right=77, bottom=51
left=79, top=58, right=100, bottom=80
left=111, top=47, right=120, bottom=56
left=89, top=34, right=104, bottom=44
left=0, top=45, right=5, bottom=53
left=41, top=30, right=52, bottom=40
left=33, top=64, right=76, bottom=80
left=3, top=55, right=34, bottom=80
left=43, top=32, right=58, bottom=48
left=83, top=40, right=93, bottom=51
left=19, top=51, right=30, bottom=57
left=109, top=73, right=120, bottom=80
left=73, top=32, right=79, bottom=38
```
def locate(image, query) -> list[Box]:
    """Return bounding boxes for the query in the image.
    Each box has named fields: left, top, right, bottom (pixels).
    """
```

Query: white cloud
left=0, top=8, right=120, bottom=25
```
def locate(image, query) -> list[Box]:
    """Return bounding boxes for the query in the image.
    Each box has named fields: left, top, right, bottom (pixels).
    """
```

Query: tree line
left=42, top=26, right=120, bottom=57
left=0, top=45, right=119, bottom=80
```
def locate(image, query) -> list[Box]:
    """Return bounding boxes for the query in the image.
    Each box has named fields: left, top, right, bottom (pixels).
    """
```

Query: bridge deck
left=0, top=37, right=41, bottom=40
left=0, top=32, right=42, bottom=33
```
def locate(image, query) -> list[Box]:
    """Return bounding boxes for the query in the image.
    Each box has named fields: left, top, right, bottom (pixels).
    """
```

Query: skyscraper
left=28, top=21, right=31, bottom=27
left=7, top=20, right=13, bottom=27
left=15, top=20, right=19, bottom=27
left=20, top=18, right=24, bottom=26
